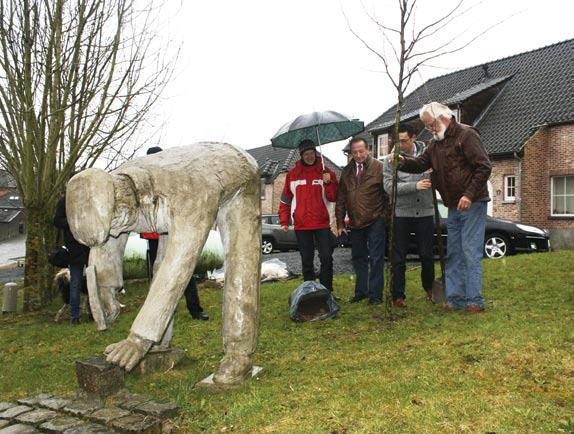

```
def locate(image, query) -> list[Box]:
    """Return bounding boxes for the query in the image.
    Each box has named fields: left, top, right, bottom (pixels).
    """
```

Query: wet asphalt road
left=265, top=246, right=355, bottom=276
left=0, top=266, right=24, bottom=284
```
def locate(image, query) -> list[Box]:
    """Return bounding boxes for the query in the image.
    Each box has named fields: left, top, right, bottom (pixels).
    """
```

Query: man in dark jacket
left=279, top=139, right=338, bottom=292
left=336, top=137, right=389, bottom=304
left=395, top=102, right=492, bottom=313
left=54, top=194, right=90, bottom=325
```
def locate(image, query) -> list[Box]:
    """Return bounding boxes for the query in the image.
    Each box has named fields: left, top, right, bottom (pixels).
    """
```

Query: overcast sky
left=148, top=0, right=574, bottom=166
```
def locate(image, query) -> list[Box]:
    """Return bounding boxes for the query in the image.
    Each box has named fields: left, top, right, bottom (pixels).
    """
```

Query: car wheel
left=484, top=234, right=509, bottom=259
left=261, top=238, right=274, bottom=255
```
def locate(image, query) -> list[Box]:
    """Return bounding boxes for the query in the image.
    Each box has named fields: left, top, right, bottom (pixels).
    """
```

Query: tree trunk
left=23, top=205, right=57, bottom=311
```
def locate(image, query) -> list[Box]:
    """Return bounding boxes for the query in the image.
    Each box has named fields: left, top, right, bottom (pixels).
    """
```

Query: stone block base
left=133, top=347, right=186, bottom=375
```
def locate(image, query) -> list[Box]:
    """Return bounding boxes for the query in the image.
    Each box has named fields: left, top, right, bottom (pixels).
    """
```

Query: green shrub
left=193, top=250, right=224, bottom=278
left=122, top=251, right=223, bottom=281
left=123, top=254, right=148, bottom=280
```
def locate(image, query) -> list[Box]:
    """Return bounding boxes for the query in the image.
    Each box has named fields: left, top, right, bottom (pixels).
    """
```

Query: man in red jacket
left=279, top=139, right=338, bottom=292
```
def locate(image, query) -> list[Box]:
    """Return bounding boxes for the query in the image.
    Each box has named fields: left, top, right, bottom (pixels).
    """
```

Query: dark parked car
left=423, top=201, right=550, bottom=259
left=261, top=214, right=298, bottom=254
left=342, top=201, right=550, bottom=259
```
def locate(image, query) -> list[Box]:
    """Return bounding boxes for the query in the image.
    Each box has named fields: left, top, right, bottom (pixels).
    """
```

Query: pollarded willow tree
left=0, top=0, right=174, bottom=310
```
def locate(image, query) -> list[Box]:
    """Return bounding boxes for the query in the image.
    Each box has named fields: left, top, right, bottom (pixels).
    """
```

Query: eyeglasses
left=424, top=120, right=439, bottom=131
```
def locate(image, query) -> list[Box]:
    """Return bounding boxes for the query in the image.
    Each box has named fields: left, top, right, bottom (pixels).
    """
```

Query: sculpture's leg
left=106, top=211, right=217, bottom=371
left=153, top=235, right=168, bottom=277
left=151, top=235, right=173, bottom=349
left=213, top=183, right=262, bottom=385
left=156, top=314, right=175, bottom=350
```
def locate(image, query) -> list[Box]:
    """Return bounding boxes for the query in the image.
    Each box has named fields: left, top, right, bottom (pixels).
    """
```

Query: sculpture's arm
left=106, top=211, right=217, bottom=371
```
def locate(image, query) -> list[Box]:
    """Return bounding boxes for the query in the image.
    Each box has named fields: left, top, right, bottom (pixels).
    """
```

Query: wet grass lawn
left=1, top=251, right=573, bottom=433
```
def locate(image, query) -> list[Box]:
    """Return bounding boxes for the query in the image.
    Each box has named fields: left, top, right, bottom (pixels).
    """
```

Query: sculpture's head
left=67, top=169, right=122, bottom=330
left=67, top=168, right=115, bottom=247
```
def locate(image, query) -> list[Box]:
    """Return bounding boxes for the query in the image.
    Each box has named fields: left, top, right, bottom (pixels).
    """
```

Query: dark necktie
left=357, top=163, right=364, bottom=181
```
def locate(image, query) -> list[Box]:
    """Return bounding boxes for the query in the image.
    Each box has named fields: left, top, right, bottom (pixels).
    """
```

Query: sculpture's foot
left=104, top=333, right=153, bottom=372
left=212, top=353, right=252, bottom=386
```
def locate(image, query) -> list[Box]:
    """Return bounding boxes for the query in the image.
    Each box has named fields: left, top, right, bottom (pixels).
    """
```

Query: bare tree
left=345, top=0, right=509, bottom=314
left=0, top=0, right=174, bottom=310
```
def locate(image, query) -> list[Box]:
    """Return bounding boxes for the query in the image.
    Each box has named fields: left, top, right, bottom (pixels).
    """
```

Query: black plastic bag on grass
left=289, top=281, right=340, bottom=322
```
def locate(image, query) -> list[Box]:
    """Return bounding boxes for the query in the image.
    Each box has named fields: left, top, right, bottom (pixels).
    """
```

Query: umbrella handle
left=315, top=126, right=326, bottom=172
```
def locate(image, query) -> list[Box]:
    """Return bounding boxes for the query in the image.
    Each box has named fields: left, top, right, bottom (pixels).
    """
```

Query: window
left=551, top=176, right=574, bottom=216
left=504, top=175, right=516, bottom=202
left=377, top=134, right=389, bottom=159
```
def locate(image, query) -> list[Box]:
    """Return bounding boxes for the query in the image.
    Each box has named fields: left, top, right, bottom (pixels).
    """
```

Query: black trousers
left=295, top=228, right=334, bottom=291
left=391, top=216, right=435, bottom=300
left=148, top=238, right=203, bottom=314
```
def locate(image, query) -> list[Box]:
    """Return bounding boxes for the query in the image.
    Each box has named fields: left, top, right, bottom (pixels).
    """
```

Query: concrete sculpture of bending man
left=66, top=143, right=262, bottom=385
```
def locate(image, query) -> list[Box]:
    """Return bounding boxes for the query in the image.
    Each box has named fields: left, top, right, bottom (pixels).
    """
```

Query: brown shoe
left=465, top=304, right=485, bottom=313
left=393, top=298, right=406, bottom=308
left=441, top=304, right=455, bottom=312
left=425, top=290, right=432, bottom=301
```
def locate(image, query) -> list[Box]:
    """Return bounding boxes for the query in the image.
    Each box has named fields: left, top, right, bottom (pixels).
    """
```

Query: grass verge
left=0, top=251, right=573, bottom=433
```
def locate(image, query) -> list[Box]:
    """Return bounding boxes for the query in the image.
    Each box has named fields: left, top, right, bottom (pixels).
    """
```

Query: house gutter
left=513, top=151, right=523, bottom=222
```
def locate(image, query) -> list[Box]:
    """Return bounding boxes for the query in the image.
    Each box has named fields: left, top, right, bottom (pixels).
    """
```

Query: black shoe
left=368, top=298, right=382, bottom=305
left=191, top=312, right=209, bottom=321
left=70, top=318, right=80, bottom=326
left=348, top=295, right=367, bottom=303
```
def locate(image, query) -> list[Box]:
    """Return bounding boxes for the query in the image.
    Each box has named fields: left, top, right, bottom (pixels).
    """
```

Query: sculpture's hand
left=104, top=333, right=153, bottom=371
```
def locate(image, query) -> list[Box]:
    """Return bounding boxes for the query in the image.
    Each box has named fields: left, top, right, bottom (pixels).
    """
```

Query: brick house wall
left=521, top=128, right=550, bottom=226
left=519, top=124, right=574, bottom=248
left=259, top=174, right=288, bottom=215
left=272, top=173, right=287, bottom=214
left=490, top=157, right=520, bottom=221
left=261, top=182, right=274, bottom=215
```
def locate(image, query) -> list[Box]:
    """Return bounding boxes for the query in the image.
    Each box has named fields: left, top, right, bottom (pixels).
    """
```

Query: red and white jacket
left=279, top=158, right=338, bottom=231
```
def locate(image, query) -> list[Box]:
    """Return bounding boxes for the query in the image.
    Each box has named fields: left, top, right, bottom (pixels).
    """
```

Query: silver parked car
left=261, top=214, right=298, bottom=254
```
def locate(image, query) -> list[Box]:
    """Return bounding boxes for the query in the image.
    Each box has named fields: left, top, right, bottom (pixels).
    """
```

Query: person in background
left=279, top=139, right=338, bottom=293
left=336, top=138, right=389, bottom=305
left=54, top=192, right=90, bottom=325
left=383, top=124, right=434, bottom=307
left=394, top=102, right=492, bottom=313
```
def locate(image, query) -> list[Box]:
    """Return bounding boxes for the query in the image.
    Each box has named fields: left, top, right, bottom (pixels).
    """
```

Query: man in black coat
left=54, top=194, right=90, bottom=325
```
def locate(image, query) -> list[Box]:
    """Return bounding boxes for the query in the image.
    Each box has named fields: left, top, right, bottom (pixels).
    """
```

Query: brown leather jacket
left=336, top=155, right=390, bottom=229
left=400, top=120, right=492, bottom=208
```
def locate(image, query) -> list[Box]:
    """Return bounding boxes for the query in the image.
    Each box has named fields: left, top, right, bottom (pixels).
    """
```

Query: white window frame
left=551, top=175, right=574, bottom=217
left=503, top=175, right=516, bottom=202
left=377, top=133, right=389, bottom=159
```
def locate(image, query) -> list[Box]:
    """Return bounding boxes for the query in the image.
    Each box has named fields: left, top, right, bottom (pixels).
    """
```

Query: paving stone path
left=0, top=391, right=179, bottom=434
